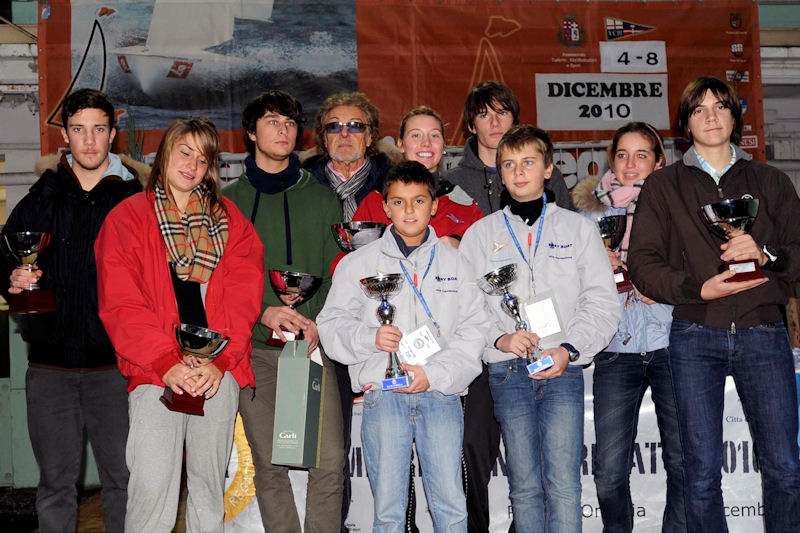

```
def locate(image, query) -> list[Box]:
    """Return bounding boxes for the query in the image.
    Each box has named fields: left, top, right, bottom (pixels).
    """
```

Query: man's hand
left=162, top=363, right=197, bottom=396
left=530, top=346, right=570, bottom=380
left=496, top=330, right=541, bottom=359
left=720, top=230, right=766, bottom=265
left=260, top=306, right=311, bottom=342
left=375, top=325, right=402, bottom=352
left=700, top=269, right=768, bottom=300
left=606, top=248, right=623, bottom=270
left=302, top=320, right=320, bottom=354
left=395, top=363, right=430, bottom=393
left=183, top=363, right=224, bottom=399
left=8, top=266, right=41, bottom=294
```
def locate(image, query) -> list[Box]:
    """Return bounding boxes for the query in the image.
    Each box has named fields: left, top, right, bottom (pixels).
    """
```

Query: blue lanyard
left=502, top=191, right=547, bottom=285
left=399, top=245, right=439, bottom=333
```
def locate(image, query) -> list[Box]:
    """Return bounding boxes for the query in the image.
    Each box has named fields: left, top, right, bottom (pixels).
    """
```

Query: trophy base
left=724, top=259, right=765, bottom=283
left=8, top=289, right=57, bottom=315
left=382, top=375, right=409, bottom=391
left=613, top=268, right=634, bottom=293
left=160, top=388, right=205, bottom=416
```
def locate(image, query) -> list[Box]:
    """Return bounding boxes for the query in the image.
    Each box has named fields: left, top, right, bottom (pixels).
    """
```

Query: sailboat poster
left=61, top=0, right=357, bottom=135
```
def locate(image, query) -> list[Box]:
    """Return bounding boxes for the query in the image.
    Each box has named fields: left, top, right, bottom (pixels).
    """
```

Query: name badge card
left=398, top=321, right=442, bottom=366
left=524, top=294, right=562, bottom=339
left=527, top=355, right=554, bottom=375
left=382, top=376, right=409, bottom=390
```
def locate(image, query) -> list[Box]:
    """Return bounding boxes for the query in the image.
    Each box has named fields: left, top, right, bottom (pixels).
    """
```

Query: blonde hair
left=146, top=117, right=227, bottom=220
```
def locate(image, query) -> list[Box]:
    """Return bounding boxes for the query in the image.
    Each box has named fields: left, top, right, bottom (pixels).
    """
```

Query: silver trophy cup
left=268, top=270, right=322, bottom=309
left=160, top=324, right=230, bottom=416
left=699, top=198, right=763, bottom=282
left=1, top=231, right=56, bottom=314
left=360, top=273, right=407, bottom=387
left=332, top=222, right=387, bottom=252
left=478, top=263, right=528, bottom=331
left=596, top=215, right=633, bottom=292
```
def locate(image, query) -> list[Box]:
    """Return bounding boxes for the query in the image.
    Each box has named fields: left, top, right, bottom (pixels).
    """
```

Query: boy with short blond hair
left=317, top=161, right=489, bottom=533
left=459, top=125, right=620, bottom=532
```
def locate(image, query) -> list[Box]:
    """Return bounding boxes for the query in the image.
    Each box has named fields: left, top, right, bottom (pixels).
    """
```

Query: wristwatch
left=561, top=343, right=580, bottom=362
left=762, top=245, right=778, bottom=268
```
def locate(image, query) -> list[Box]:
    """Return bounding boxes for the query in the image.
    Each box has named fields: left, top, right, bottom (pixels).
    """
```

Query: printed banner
left=223, top=373, right=768, bottom=532
left=39, top=1, right=763, bottom=159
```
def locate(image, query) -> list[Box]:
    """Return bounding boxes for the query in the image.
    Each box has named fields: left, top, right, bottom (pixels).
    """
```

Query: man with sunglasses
left=304, top=91, right=398, bottom=532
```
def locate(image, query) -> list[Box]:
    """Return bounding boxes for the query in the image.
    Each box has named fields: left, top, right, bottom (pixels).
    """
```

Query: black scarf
left=506, top=195, right=545, bottom=227
left=244, top=153, right=302, bottom=194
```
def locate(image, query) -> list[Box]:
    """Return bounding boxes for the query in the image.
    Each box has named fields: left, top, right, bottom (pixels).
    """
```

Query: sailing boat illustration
left=110, top=0, right=273, bottom=99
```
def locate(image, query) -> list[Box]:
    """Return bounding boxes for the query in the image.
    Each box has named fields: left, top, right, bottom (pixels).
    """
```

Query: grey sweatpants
left=124, top=372, right=238, bottom=533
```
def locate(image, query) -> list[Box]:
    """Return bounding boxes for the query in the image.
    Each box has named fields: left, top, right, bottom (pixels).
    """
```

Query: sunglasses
left=324, top=121, right=368, bottom=134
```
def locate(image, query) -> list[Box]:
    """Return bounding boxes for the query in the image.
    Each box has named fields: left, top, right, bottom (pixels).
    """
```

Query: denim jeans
left=592, top=349, right=686, bottom=533
left=669, top=319, right=800, bottom=533
left=362, top=388, right=466, bottom=533
left=488, top=358, right=584, bottom=533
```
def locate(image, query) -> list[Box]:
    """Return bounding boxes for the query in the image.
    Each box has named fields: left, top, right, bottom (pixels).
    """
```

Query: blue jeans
left=592, top=349, right=686, bottom=533
left=669, top=319, right=800, bottom=533
left=488, top=358, right=584, bottom=533
left=361, top=389, right=466, bottom=533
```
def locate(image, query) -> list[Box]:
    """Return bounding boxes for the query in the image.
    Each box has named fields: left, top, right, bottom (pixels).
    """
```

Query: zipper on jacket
left=730, top=321, right=736, bottom=334
left=717, top=185, right=725, bottom=199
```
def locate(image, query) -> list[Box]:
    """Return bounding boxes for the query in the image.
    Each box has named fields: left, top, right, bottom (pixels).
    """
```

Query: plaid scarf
left=324, top=157, right=372, bottom=222
left=154, top=181, right=228, bottom=283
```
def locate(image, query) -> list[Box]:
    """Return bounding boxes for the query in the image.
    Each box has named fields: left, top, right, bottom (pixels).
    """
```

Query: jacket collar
left=379, top=224, right=439, bottom=261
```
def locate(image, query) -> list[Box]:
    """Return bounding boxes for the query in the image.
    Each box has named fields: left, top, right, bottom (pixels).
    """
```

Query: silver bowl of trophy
left=478, top=264, right=528, bottom=332
left=699, top=198, right=763, bottom=282
left=596, top=215, right=633, bottom=293
left=160, top=324, right=230, bottom=416
left=331, top=222, right=387, bottom=252
left=1, top=231, right=57, bottom=314
left=360, top=273, right=408, bottom=390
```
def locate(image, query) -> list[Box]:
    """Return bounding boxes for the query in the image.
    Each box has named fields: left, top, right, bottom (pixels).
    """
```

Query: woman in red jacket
left=95, top=117, right=264, bottom=533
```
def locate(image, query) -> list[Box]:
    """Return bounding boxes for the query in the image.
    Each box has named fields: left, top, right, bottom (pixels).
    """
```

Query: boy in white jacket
left=459, top=125, right=620, bottom=532
left=317, top=161, right=490, bottom=533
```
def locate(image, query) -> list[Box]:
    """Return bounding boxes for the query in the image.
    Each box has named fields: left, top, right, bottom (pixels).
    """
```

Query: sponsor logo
left=726, top=70, right=749, bottom=83
left=739, top=136, right=758, bottom=149
left=730, top=12, right=743, bottom=29
left=739, top=97, right=748, bottom=115
left=731, top=43, right=744, bottom=58
left=605, top=17, right=656, bottom=41
left=167, top=60, right=193, bottom=78
left=311, top=378, right=321, bottom=392
left=558, top=15, right=585, bottom=48
left=492, top=241, right=509, bottom=254
left=279, top=431, right=297, bottom=439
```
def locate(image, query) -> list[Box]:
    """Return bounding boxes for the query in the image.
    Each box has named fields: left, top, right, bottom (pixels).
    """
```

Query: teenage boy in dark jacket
left=0, top=88, right=142, bottom=533
left=629, top=76, right=800, bottom=533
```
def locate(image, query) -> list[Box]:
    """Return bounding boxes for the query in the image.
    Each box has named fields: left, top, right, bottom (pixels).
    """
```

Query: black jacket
left=0, top=155, right=142, bottom=368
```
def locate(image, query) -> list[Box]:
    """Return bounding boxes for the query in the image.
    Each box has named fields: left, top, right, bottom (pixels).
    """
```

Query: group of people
left=1, top=75, right=798, bottom=533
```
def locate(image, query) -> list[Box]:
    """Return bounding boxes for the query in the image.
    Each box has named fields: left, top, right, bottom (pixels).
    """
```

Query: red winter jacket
left=95, top=191, right=264, bottom=392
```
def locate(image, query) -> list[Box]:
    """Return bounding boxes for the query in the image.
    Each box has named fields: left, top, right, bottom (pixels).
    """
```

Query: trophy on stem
left=360, top=273, right=408, bottom=390
left=699, top=198, right=764, bottom=282
left=596, top=215, right=633, bottom=293
left=267, top=270, right=322, bottom=350
left=331, top=222, right=386, bottom=252
left=1, top=231, right=56, bottom=314
left=160, top=324, right=229, bottom=416
left=478, top=263, right=552, bottom=373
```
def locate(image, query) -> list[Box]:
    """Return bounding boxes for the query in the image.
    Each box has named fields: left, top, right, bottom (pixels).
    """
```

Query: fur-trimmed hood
left=35, top=153, right=150, bottom=186
left=570, top=175, right=605, bottom=214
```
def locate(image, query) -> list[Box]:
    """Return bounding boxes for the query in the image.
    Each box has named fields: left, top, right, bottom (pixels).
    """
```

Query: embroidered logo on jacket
left=492, top=241, right=509, bottom=254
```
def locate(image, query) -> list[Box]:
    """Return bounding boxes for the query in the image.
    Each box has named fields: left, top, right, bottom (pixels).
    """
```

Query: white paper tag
left=524, top=297, right=562, bottom=338
left=398, top=324, right=441, bottom=366
left=614, top=271, right=626, bottom=283
left=308, top=347, right=323, bottom=366
left=729, top=261, right=756, bottom=273
left=272, top=329, right=296, bottom=341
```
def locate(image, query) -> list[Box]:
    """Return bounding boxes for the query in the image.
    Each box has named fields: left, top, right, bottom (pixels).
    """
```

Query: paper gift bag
left=271, top=340, right=324, bottom=468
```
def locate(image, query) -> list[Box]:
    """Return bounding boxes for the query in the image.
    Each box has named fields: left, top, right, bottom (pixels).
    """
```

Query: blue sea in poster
left=68, top=0, right=358, bottom=131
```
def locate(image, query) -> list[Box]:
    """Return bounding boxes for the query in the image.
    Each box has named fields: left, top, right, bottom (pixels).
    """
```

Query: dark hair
left=146, top=117, right=227, bottom=221
left=607, top=122, right=666, bottom=169
left=496, top=125, right=553, bottom=169
left=462, top=81, right=520, bottom=132
left=61, top=88, right=115, bottom=129
left=677, top=76, right=742, bottom=145
left=314, top=92, right=380, bottom=157
left=382, top=160, right=436, bottom=201
left=398, top=106, right=445, bottom=140
left=241, top=90, right=306, bottom=155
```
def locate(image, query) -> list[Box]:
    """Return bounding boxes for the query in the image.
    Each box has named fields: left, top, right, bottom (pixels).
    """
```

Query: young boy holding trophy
left=458, top=125, right=619, bottom=532
left=317, top=161, right=489, bottom=533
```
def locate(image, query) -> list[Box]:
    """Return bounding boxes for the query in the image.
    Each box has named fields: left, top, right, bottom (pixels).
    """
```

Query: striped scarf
left=324, top=157, right=372, bottom=222
left=154, top=181, right=228, bottom=283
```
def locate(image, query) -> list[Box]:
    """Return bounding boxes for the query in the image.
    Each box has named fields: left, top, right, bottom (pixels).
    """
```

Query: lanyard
left=399, top=245, right=439, bottom=334
left=502, top=191, right=547, bottom=286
